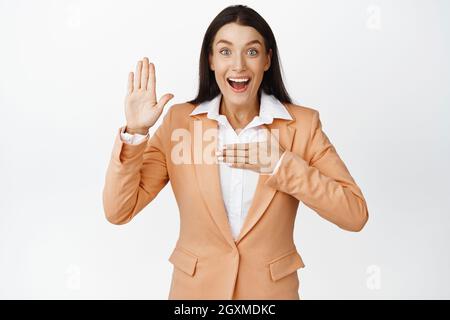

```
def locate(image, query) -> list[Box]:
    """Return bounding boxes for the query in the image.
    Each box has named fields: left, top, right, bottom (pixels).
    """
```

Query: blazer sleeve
left=265, top=110, right=369, bottom=232
left=102, top=109, right=172, bottom=225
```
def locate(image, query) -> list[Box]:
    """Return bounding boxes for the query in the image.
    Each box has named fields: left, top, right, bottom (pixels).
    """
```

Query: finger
left=229, top=162, right=258, bottom=171
left=223, top=143, right=249, bottom=151
left=236, top=143, right=249, bottom=150
left=217, top=155, right=259, bottom=171
left=156, top=93, right=175, bottom=111
left=247, top=149, right=259, bottom=164
left=127, top=72, right=134, bottom=94
left=221, top=148, right=249, bottom=157
left=134, top=60, right=142, bottom=90
left=258, top=146, right=274, bottom=166
left=148, top=62, right=156, bottom=102
left=259, top=164, right=274, bottom=174
left=141, top=57, right=149, bottom=90
left=248, top=141, right=260, bottom=150
left=219, top=155, right=248, bottom=164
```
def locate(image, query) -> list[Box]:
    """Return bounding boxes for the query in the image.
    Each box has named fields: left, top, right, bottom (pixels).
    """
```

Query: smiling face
left=209, top=22, right=272, bottom=106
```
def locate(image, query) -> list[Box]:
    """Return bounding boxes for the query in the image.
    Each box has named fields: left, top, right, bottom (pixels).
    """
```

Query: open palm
left=124, top=57, right=174, bottom=134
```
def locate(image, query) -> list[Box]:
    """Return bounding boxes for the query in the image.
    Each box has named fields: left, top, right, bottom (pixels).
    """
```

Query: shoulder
left=283, top=102, right=321, bottom=129
left=155, top=102, right=198, bottom=131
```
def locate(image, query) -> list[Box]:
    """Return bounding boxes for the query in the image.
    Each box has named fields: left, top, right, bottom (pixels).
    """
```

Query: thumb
left=157, top=93, right=175, bottom=110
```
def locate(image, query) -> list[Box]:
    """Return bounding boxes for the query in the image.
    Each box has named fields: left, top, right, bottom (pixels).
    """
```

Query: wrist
left=125, top=126, right=150, bottom=135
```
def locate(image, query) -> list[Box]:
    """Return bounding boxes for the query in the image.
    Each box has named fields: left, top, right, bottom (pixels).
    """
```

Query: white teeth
left=228, top=78, right=249, bottom=82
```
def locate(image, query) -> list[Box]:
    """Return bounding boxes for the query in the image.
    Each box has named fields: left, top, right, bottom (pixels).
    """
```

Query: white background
left=1, top=0, right=449, bottom=299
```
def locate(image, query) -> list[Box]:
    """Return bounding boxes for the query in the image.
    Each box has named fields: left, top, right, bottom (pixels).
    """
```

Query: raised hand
left=124, top=57, right=174, bottom=134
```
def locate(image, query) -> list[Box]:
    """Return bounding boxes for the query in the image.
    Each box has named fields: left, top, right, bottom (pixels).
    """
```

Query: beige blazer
left=102, top=101, right=369, bottom=300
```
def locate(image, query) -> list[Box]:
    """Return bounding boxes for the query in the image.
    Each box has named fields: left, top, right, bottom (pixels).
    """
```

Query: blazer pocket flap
left=169, top=247, right=198, bottom=276
left=269, top=250, right=305, bottom=281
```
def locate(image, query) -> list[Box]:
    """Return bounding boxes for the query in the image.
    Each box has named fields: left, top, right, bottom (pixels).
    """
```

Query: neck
left=219, top=94, right=260, bottom=128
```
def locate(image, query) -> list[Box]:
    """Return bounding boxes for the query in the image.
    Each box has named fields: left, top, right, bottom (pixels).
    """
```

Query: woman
left=103, top=5, right=369, bottom=300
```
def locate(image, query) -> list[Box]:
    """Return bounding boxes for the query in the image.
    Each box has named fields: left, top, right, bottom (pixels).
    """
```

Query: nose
left=232, top=54, right=246, bottom=71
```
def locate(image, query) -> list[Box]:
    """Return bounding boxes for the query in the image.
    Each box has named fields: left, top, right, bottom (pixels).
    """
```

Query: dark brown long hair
left=187, top=4, right=292, bottom=105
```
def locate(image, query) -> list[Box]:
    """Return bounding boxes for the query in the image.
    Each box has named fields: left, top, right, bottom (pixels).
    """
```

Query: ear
left=264, top=48, right=272, bottom=71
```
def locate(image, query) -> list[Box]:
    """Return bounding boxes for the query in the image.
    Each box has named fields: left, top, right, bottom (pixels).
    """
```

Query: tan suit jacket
left=102, top=101, right=369, bottom=299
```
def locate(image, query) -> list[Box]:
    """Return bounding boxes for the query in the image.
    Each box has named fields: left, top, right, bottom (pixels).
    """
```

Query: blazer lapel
left=189, top=114, right=236, bottom=248
left=235, top=114, right=297, bottom=245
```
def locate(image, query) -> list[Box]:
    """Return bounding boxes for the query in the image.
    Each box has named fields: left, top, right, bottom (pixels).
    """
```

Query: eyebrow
left=215, top=39, right=262, bottom=46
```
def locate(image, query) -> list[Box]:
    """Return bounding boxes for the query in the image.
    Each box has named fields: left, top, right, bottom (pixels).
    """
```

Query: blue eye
left=219, top=48, right=259, bottom=56
left=248, top=48, right=258, bottom=56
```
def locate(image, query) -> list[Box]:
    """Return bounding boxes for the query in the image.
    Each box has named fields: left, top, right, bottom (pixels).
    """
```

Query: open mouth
left=227, top=77, right=251, bottom=92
